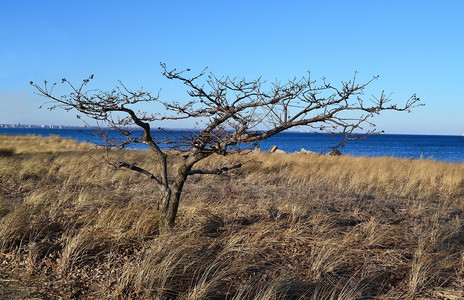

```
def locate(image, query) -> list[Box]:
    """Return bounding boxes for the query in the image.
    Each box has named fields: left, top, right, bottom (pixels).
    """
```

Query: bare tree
left=30, top=64, right=421, bottom=233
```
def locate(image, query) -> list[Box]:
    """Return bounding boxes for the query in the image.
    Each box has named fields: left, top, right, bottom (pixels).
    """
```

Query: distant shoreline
left=1, top=124, right=462, bottom=137
left=0, top=124, right=90, bottom=130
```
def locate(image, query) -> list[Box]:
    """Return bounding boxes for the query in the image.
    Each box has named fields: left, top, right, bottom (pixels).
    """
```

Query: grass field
left=1, top=133, right=464, bottom=299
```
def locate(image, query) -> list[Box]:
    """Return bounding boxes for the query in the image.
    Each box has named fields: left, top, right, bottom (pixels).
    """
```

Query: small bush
left=0, top=147, right=15, bottom=157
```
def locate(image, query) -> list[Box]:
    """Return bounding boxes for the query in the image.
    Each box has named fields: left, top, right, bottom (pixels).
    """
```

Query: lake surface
left=1, top=128, right=463, bottom=162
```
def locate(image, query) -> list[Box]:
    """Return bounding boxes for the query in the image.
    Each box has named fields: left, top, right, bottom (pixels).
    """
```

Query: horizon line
left=0, top=123, right=462, bottom=137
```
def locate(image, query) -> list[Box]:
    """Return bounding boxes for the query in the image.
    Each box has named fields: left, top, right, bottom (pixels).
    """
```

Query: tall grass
left=0, top=135, right=463, bottom=299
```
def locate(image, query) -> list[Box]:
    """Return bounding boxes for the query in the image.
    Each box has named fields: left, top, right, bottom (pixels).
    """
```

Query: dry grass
left=0, top=133, right=94, bottom=154
left=0, top=135, right=464, bottom=299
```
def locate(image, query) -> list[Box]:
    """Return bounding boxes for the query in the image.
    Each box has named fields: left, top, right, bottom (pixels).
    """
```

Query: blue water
left=1, top=128, right=463, bottom=163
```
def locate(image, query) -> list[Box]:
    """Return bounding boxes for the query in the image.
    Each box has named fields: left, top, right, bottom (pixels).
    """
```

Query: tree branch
left=188, top=162, right=243, bottom=175
left=112, top=161, right=163, bottom=186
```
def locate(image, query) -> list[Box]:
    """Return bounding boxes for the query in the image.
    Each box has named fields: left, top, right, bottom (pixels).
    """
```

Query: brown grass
left=0, top=135, right=464, bottom=299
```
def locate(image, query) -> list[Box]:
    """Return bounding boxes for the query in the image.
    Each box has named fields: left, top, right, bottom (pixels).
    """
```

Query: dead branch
left=188, top=163, right=244, bottom=175
left=112, top=161, right=162, bottom=186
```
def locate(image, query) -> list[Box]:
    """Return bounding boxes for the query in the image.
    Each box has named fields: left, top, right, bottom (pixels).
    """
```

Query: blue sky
left=1, top=1, right=463, bottom=134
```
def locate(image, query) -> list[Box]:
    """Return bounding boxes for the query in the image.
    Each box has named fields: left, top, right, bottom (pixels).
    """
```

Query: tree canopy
left=31, top=64, right=421, bottom=232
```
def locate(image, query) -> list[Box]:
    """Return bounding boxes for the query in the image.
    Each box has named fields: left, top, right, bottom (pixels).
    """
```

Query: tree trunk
left=158, top=185, right=184, bottom=234
left=157, top=161, right=192, bottom=234
left=158, top=186, right=184, bottom=234
left=158, top=188, right=173, bottom=234
left=157, top=153, right=212, bottom=234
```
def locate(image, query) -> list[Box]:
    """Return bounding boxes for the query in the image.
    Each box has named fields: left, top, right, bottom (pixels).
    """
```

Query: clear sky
left=1, top=1, right=463, bottom=135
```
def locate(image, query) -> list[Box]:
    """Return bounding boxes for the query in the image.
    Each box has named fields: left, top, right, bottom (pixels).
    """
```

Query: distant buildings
left=0, top=124, right=89, bottom=129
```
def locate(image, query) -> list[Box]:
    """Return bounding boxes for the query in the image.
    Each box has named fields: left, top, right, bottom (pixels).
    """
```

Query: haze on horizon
left=1, top=1, right=463, bottom=135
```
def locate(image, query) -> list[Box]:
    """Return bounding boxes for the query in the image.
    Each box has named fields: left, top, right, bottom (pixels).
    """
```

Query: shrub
left=0, top=147, right=15, bottom=157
